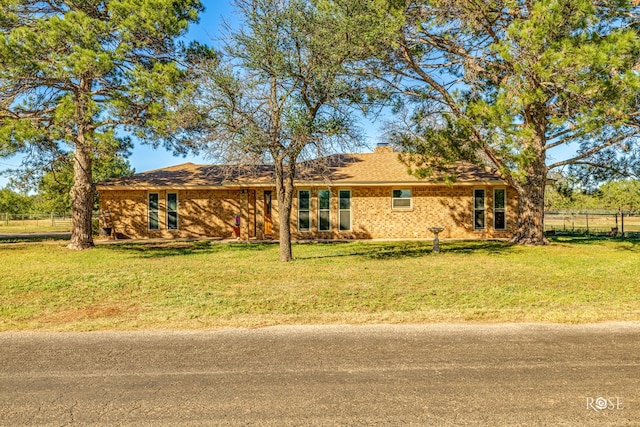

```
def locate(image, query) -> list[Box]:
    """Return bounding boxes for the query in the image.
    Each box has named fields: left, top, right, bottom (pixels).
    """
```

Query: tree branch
left=548, top=132, right=640, bottom=169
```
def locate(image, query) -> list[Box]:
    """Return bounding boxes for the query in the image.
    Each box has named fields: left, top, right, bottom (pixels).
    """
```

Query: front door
left=264, top=191, right=273, bottom=237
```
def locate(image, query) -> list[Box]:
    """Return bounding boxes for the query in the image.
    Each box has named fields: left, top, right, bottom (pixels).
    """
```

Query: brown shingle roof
left=96, top=150, right=506, bottom=190
left=96, top=163, right=275, bottom=189
left=297, top=152, right=503, bottom=184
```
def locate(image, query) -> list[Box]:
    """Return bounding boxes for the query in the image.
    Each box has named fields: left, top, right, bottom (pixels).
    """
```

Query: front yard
left=1, top=238, right=638, bottom=331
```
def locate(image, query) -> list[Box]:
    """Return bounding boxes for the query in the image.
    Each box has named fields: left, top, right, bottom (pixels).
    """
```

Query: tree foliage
left=34, top=152, right=134, bottom=214
left=599, top=179, right=640, bottom=213
left=0, top=0, right=204, bottom=249
left=378, top=0, right=640, bottom=244
left=0, top=188, right=33, bottom=215
left=197, top=0, right=399, bottom=261
left=545, top=177, right=640, bottom=214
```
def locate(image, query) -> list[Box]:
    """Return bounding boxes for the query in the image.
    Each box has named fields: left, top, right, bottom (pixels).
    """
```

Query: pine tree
left=0, top=0, right=204, bottom=249
left=381, top=0, right=640, bottom=244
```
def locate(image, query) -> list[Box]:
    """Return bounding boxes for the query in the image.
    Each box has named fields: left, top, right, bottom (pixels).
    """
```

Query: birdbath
left=428, top=227, right=445, bottom=253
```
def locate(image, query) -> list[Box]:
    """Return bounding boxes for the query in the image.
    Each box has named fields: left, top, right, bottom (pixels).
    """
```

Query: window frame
left=298, top=189, right=311, bottom=232
left=318, top=189, right=331, bottom=232
left=494, top=188, right=506, bottom=230
left=167, top=192, right=179, bottom=230
left=338, top=189, right=351, bottom=231
left=391, top=188, right=412, bottom=210
left=148, top=192, right=160, bottom=231
left=473, top=188, right=486, bottom=230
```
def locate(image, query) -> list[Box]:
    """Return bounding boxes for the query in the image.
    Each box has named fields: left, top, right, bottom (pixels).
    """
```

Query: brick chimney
left=374, top=143, right=394, bottom=153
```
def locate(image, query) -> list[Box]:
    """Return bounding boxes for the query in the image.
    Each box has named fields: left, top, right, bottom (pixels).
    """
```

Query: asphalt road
left=0, top=323, right=638, bottom=426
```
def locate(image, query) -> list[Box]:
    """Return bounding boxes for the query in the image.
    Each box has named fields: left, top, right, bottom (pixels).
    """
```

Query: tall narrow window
left=264, top=191, right=273, bottom=236
left=339, top=190, right=351, bottom=231
left=318, top=190, right=331, bottom=231
left=392, top=189, right=412, bottom=209
left=494, top=189, right=506, bottom=230
left=298, top=190, right=310, bottom=232
left=474, top=189, right=485, bottom=230
left=148, top=193, right=159, bottom=230
left=167, top=193, right=178, bottom=230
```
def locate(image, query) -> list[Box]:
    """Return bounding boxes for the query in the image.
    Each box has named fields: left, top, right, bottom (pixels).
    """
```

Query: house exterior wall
left=289, top=185, right=517, bottom=240
left=100, top=189, right=247, bottom=239
left=99, top=184, right=517, bottom=240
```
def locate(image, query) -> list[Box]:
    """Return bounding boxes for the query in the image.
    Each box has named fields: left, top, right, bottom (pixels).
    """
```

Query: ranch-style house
left=96, top=145, right=517, bottom=240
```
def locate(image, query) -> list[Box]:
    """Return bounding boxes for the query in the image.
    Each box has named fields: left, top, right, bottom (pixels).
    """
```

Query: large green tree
left=599, top=179, right=640, bottom=214
left=197, top=0, right=399, bottom=261
left=0, top=188, right=33, bottom=214
left=0, top=0, right=203, bottom=249
left=380, top=0, right=640, bottom=244
left=34, top=151, right=134, bottom=214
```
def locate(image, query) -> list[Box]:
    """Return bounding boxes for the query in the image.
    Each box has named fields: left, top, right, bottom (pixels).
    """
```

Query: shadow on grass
left=0, top=233, right=71, bottom=244
left=101, top=239, right=518, bottom=260
left=296, top=240, right=515, bottom=261
left=102, top=240, right=276, bottom=259
left=440, top=240, right=516, bottom=255
left=550, top=235, right=640, bottom=251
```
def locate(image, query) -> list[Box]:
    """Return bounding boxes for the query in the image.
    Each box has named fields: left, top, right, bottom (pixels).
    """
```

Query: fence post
left=586, top=212, right=589, bottom=234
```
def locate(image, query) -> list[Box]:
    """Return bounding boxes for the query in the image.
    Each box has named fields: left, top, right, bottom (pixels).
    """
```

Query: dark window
left=474, top=189, right=485, bottom=230
left=148, top=193, right=159, bottom=230
left=167, top=193, right=178, bottom=230
left=494, top=189, right=506, bottom=230
left=339, top=190, right=351, bottom=231
left=318, top=190, right=330, bottom=231
left=298, top=190, right=310, bottom=231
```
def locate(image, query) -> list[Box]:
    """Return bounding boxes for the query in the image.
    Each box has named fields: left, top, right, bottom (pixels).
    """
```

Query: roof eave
left=96, top=179, right=508, bottom=191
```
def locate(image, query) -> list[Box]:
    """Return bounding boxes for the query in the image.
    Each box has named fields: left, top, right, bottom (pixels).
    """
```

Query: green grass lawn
left=1, top=238, right=638, bottom=331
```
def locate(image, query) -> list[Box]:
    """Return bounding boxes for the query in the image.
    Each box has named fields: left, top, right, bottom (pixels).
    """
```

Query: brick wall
left=100, top=189, right=245, bottom=239
left=99, top=184, right=516, bottom=240
left=289, top=185, right=517, bottom=240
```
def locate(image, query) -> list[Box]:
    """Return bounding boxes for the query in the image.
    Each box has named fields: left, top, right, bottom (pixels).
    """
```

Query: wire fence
left=1, top=211, right=639, bottom=237
left=545, top=211, right=640, bottom=235
left=0, top=213, right=73, bottom=232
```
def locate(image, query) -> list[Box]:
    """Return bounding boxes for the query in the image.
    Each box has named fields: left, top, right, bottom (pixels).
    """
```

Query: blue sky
left=0, top=2, right=228, bottom=186
left=133, top=0, right=382, bottom=173
left=0, top=0, right=384, bottom=187
left=0, top=1, right=574, bottom=188
left=125, top=0, right=234, bottom=173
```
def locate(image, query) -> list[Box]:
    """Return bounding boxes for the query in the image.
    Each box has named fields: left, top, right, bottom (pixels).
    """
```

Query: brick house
left=96, top=145, right=517, bottom=240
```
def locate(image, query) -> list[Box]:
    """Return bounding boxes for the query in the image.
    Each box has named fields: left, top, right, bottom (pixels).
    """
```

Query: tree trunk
left=508, top=105, right=550, bottom=245
left=511, top=179, right=547, bottom=245
left=67, top=78, right=95, bottom=250
left=278, top=199, right=293, bottom=261
left=510, top=151, right=548, bottom=245
left=68, top=143, right=95, bottom=250
left=274, top=159, right=295, bottom=262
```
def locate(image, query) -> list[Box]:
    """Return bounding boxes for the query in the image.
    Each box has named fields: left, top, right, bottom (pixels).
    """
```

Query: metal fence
left=2, top=211, right=639, bottom=236
left=0, top=213, right=73, bottom=231
left=545, top=211, right=640, bottom=235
